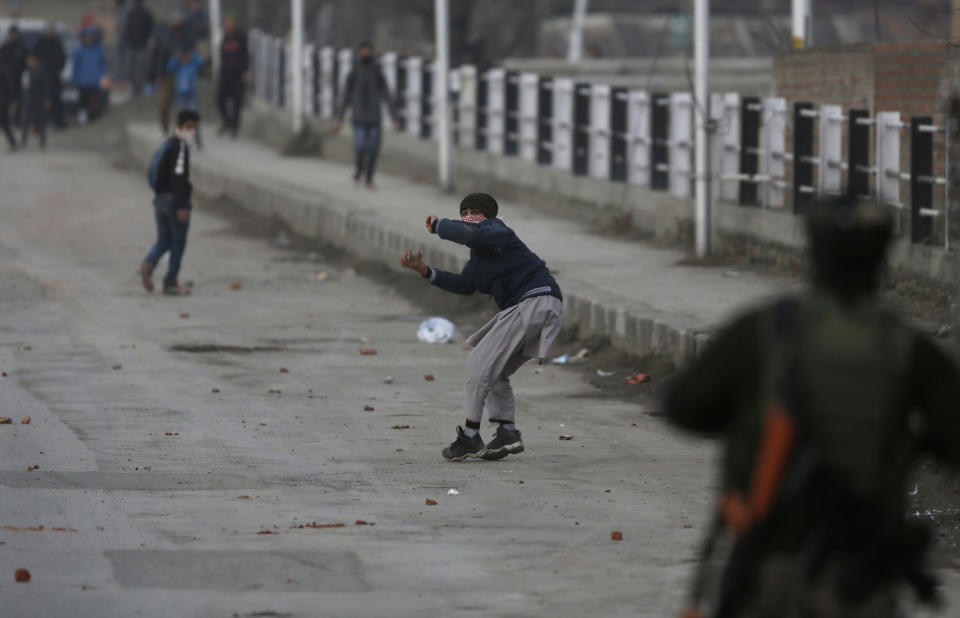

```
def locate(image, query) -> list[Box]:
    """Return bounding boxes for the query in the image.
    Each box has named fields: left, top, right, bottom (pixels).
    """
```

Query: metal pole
left=209, top=0, right=222, bottom=77
left=291, top=0, right=304, bottom=133
left=435, top=0, right=452, bottom=190
left=567, top=0, right=589, bottom=63
left=694, top=0, right=711, bottom=257
left=792, top=0, right=811, bottom=49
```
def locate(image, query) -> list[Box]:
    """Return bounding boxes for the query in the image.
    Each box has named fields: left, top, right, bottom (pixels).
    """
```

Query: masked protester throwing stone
left=400, top=193, right=564, bottom=461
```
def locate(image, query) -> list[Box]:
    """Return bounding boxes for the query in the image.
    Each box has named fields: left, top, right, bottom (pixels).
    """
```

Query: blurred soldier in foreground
left=667, top=196, right=960, bottom=617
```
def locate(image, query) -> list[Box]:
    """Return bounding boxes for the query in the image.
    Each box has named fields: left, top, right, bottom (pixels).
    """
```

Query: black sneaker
left=481, top=426, right=524, bottom=460
left=441, top=426, right=486, bottom=461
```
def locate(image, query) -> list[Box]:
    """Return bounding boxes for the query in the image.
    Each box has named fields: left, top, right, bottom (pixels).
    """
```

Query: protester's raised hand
left=400, top=249, right=427, bottom=276
left=425, top=215, right=439, bottom=233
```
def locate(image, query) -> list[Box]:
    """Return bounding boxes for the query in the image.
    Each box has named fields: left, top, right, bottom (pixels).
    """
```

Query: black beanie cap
left=459, top=192, right=498, bottom=218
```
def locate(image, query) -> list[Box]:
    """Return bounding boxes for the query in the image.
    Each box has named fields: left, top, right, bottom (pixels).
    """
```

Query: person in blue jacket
left=167, top=45, right=206, bottom=147
left=72, top=26, right=108, bottom=122
left=401, top=193, right=564, bottom=461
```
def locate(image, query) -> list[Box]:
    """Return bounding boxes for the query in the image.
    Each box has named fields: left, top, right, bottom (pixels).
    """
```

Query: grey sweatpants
left=463, top=295, right=564, bottom=424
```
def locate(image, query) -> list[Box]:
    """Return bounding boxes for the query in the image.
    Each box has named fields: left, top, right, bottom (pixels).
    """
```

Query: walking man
left=400, top=193, right=564, bottom=461
left=140, top=109, right=200, bottom=296
left=71, top=27, right=109, bottom=123
left=332, top=41, right=399, bottom=188
left=216, top=14, right=248, bottom=137
left=0, top=65, right=17, bottom=150
left=667, top=197, right=960, bottom=617
left=19, top=54, right=48, bottom=149
left=122, top=0, right=155, bottom=96
left=0, top=25, right=26, bottom=124
left=33, top=25, right=66, bottom=128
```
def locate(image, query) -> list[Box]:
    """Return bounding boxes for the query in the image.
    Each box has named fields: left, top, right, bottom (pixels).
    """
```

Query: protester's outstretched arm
left=401, top=248, right=477, bottom=296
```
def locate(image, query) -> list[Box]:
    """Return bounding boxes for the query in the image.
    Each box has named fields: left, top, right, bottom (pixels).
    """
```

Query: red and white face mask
left=461, top=212, right=487, bottom=224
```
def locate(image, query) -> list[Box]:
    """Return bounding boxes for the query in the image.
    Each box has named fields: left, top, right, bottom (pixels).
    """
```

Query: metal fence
left=249, top=29, right=951, bottom=249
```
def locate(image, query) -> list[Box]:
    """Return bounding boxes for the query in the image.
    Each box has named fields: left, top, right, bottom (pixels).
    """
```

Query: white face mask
left=177, top=128, right=197, bottom=148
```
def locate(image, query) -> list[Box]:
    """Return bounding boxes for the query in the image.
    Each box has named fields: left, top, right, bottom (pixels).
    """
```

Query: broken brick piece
left=611, top=531, right=623, bottom=541
left=179, top=313, right=189, bottom=319
left=20, top=416, right=30, bottom=424
left=355, top=520, right=369, bottom=526
left=229, top=282, right=243, bottom=290
left=559, top=435, right=573, bottom=441
left=256, top=530, right=278, bottom=535
left=424, top=374, right=435, bottom=381
left=279, top=367, right=289, bottom=373
left=237, top=496, right=250, bottom=500
left=364, top=405, right=375, bottom=411
left=26, top=466, right=33, bottom=472
left=391, top=425, right=410, bottom=430
left=0, top=417, right=12, bottom=424
left=211, top=388, right=220, bottom=393
left=1, top=372, right=6, bottom=377
left=14, top=568, right=30, bottom=582
left=425, top=498, right=438, bottom=506
left=358, top=348, right=378, bottom=355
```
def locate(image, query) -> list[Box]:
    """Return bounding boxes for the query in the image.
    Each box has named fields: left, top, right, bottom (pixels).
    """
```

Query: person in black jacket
left=140, top=109, right=200, bottom=296
left=401, top=193, right=565, bottom=461
left=0, top=65, right=17, bottom=149
left=0, top=26, right=27, bottom=124
left=33, top=25, right=66, bottom=128
left=20, top=54, right=48, bottom=148
left=123, top=0, right=154, bottom=96
left=216, top=14, right=247, bottom=137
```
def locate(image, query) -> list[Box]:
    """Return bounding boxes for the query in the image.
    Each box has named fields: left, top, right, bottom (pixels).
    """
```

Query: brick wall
left=773, top=42, right=954, bottom=247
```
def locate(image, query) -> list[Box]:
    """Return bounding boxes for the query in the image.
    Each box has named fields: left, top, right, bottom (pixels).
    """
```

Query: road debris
left=626, top=373, right=651, bottom=385
left=417, top=317, right=456, bottom=344
left=447, top=489, right=460, bottom=495
left=164, top=432, right=180, bottom=436
left=179, top=313, right=189, bottom=319
left=314, top=272, right=328, bottom=282
left=26, top=466, right=34, bottom=472
left=292, top=522, right=346, bottom=529
left=14, top=568, right=30, bottom=582
left=358, top=348, right=378, bottom=355
left=279, top=367, right=290, bottom=373
left=611, top=531, right=623, bottom=541
left=355, top=520, right=370, bottom=526
left=383, top=376, right=394, bottom=384
left=229, top=282, right=243, bottom=290
left=256, top=530, right=278, bottom=535
left=1, top=371, right=7, bottom=377
left=596, top=370, right=615, bottom=377
left=425, top=498, right=438, bottom=506
left=236, top=496, right=250, bottom=500
left=551, top=354, right=569, bottom=365
left=364, top=405, right=375, bottom=411
left=424, top=374, right=435, bottom=381
left=559, top=435, right=574, bottom=441
left=0, top=417, right=12, bottom=424
left=211, top=388, right=220, bottom=393
left=391, top=425, right=410, bottom=430
left=21, top=416, right=30, bottom=424
left=267, top=389, right=282, bottom=394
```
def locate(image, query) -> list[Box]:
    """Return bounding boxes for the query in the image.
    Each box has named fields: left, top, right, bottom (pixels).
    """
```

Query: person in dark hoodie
left=122, top=0, right=155, bottom=96
left=20, top=54, right=48, bottom=148
left=0, top=65, right=17, bottom=150
left=216, top=14, right=247, bottom=137
left=0, top=26, right=27, bottom=124
left=33, top=25, right=66, bottom=128
left=140, top=109, right=200, bottom=296
left=400, top=193, right=564, bottom=461
left=332, top=41, right=399, bottom=188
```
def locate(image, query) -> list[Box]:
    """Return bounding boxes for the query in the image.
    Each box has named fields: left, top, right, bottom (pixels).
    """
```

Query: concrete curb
left=127, top=124, right=707, bottom=365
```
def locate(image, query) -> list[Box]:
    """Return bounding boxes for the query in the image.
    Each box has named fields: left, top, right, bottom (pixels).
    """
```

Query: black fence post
left=610, top=87, right=628, bottom=182
left=910, top=116, right=934, bottom=244
left=848, top=109, right=870, bottom=199
left=505, top=71, right=520, bottom=156
left=537, top=76, right=553, bottom=166
left=572, top=82, right=591, bottom=176
left=792, top=101, right=815, bottom=213
left=651, top=93, right=670, bottom=190
left=421, top=61, right=433, bottom=139
left=476, top=71, right=488, bottom=151
left=739, top=96, right=760, bottom=206
left=395, top=57, right=407, bottom=131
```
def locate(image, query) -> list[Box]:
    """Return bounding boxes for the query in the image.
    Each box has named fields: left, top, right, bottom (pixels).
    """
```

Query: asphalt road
left=0, top=146, right=721, bottom=617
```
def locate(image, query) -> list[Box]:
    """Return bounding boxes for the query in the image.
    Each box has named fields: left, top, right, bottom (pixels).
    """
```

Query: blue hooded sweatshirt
left=71, top=36, right=108, bottom=88
left=426, top=217, right=562, bottom=310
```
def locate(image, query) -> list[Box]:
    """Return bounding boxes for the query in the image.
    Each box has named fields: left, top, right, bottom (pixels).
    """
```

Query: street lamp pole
left=209, top=0, right=222, bottom=77
left=694, top=0, right=712, bottom=257
left=291, top=0, right=304, bottom=133
left=435, top=0, right=452, bottom=190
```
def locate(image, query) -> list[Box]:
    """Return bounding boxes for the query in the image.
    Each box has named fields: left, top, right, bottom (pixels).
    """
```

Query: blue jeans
left=175, top=92, right=202, bottom=148
left=353, top=123, right=381, bottom=183
left=144, top=209, right=190, bottom=288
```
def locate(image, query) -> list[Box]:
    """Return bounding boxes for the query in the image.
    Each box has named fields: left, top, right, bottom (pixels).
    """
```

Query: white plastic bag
left=417, top=317, right=456, bottom=344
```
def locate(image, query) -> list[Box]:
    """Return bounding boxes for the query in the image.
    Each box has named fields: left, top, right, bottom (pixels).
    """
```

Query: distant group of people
left=0, top=24, right=67, bottom=150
